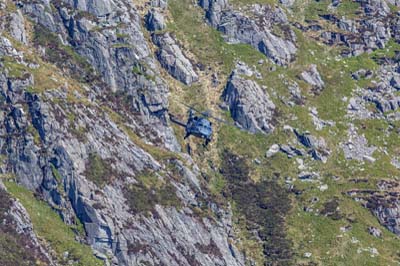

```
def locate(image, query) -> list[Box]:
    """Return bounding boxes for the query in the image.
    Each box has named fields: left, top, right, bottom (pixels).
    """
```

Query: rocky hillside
left=1, top=0, right=400, bottom=265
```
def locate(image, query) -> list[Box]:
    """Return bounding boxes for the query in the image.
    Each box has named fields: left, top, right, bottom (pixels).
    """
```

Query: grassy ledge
left=4, top=181, right=103, bottom=266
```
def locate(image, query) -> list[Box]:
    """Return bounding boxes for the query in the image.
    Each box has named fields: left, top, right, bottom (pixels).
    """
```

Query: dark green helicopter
left=169, top=102, right=232, bottom=146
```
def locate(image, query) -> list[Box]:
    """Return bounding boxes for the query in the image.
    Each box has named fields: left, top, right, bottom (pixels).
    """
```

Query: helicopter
left=169, top=102, right=232, bottom=147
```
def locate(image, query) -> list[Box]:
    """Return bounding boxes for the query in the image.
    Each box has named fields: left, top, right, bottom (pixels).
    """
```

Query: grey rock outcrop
left=368, top=226, right=382, bottom=237
left=300, top=64, right=325, bottom=92
left=342, top=125, right=376, bottom=162
left=8, top=10, right=27, bottom=44
left=311, top=0, right=398, bottom=57
left=153, top=33, right=199, bottom=85
left=222, top=62, right=276, bottom=134
left=0, top=1, right=251, bottom=264
left=21, top=0, right=180, bottom=151
left=349, top=180, right=400, bottom=237
left=63, top=0, right=116, bottom=16
left=150, top=0, right=168, bottom=8
left=294, top=130, right=330, bottom=163
left=280, top=144, right=306, bottom=158
left=146, top=9, right=166, bottom=31
left=280, top=0, right=295, bottom=7
left=309, top=107, right=335, bottom=130
left=348, top=63, right=400, bottom=118
left=199, top=1, right=297, bottom=65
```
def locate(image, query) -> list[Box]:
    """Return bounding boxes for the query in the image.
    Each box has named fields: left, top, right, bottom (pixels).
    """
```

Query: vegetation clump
left=220, top=150, right=293, bottom=266
left=84, top=152, right=114, bottom=187
left=320, top=198, right=342, bottom=220
left=0, top=187, right=48, bottom=266
left=32, top=25, right=100, bottom=84
left=123, top=178, right=181, bottom=214
left=4, top=181, right=102, bottom=266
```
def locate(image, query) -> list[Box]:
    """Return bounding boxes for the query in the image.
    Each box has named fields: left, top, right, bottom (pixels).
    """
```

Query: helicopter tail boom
left=169, top=114, right=187, bottom=128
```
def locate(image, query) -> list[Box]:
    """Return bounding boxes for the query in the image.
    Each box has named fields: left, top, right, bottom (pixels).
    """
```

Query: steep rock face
left=0, top=21, right=245, bottom=266
left=152, top=33, right=199, bottom=85
left=145, top=9, right=166, bottom=31
left=8, top=10, right=27, bottom=44
left=199, top=0, right=297, bottom=65
left=63, top=0, right=116, bottom=16
left=113, top=205, right=244, bottom=266
left=222, top=62, right=276, bottom=134
left=20, top=0, right=179, bottom=151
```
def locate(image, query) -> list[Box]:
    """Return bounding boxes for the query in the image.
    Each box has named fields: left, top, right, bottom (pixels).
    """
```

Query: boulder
left=279, top=0, right=295, bottom=6
left=280, top=144, right=306, bottom=158
left=295, top=130, right=330, bottom=162
left=368, top=227, right=382, bottom=238
left=145, top=9, right=166, bottom=32
left=390, top=75, right=400, bottom=90
left=9, top=11, right=27, bottom=44
left=153, top=33, right=198, bottom=85
left=266, top=144, right=280, bottom=157
left=222, top=63, right=276, bottom=134
left=300, top=64, right=325, bottom=91
left=199, top=2, right=296, bottom=65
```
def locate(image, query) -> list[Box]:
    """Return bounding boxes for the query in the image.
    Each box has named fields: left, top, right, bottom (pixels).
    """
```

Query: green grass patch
left=84, top=153, right=114, bottom=187
left=4, top=181, right=102, bottom=266
left=169, top=0, right=267, bottom=76
left=123, top=181, right=181, bottom=214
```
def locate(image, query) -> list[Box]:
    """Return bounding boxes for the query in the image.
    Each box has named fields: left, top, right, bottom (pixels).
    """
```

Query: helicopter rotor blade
left=173, top=100, right=204, bottom=115
left=172, top=99, right=237, bottom=127
left=207, top=115, right=233, bottom=126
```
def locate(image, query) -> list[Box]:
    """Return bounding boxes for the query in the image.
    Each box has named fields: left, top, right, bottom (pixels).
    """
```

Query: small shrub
left=84, top=153, right=114, bottom=187
left=220, top=150, right=293, bottom=265
left=123, top=182, right=181, bottom=214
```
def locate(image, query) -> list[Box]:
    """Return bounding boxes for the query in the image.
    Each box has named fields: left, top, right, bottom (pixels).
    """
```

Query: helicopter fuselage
left=185, top=115, right=212, bottom=141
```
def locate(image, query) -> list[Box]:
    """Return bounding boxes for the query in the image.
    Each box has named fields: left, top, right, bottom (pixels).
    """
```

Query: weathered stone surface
left=280, top=144, right=306, bottom=158
left=145, top=9, right=166, bottom=31
left=342, top=125, right=376, bottom=162
left=0, top=32, right=245, bottom=266
left=150, top=0, right=168, bottom=8
left=63, top=0, right=116, bottom=16
left=309, top=107, right=335, bottom=130
left=279, top=0, right=295, bottom=7
left=153, top=33, right=199, bottom=85
left=199, top=1, right=297, bottom=65
left=266, top=144, right=280, bottom=157
left=294, top=129, right=330, bottom=163
left=348, top=180, right=400, bottom=237
left=9, top=10, right=27, bottom=44
left=21, top=0, right=180, bottom=151
left=348, top=63, right=400, bottom=118
left=222, top=62, right=276, bottom=134
left=300, top=64, right=325, bottom=92
left=368, top=226, right=382, bottom=237
left=313, top=0, right=397, bottom=57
